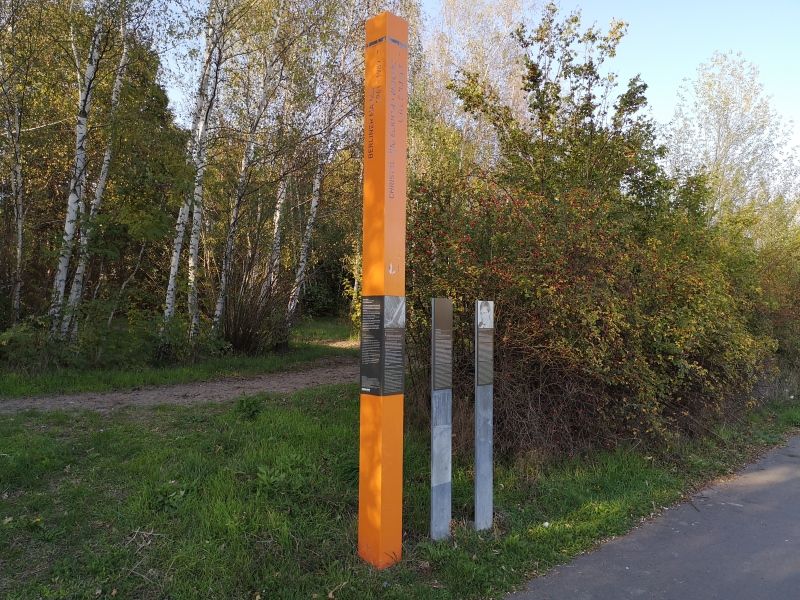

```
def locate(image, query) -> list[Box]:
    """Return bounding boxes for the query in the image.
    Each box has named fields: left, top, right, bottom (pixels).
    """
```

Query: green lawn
left=1, top=384, right=798, bottom=599
left=0, top=317, right=357, bottom=398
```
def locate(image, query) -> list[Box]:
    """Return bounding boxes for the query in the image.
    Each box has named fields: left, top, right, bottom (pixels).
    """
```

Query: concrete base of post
left=431, top=388, right=452, bottom=540
left=474, top=383, right=493, bottom=530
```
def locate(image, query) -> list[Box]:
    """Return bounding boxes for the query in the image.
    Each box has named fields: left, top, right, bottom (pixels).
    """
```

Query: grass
left=290, top=317, right=357, bottom=345
left=1, top=384, right=798, bottom=599
left=0, top=317, right=357, bottom=398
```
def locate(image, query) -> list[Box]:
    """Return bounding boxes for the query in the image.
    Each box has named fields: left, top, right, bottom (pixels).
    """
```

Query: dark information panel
left=475, top=300, right=494, bottom=386
left=431, top=298, right=453, bottom=391
left=361, top=295, right=405, bottom=395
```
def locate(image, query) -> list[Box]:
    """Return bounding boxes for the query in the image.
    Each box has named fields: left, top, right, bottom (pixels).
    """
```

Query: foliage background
left=0, top=0, right=799, bottom=457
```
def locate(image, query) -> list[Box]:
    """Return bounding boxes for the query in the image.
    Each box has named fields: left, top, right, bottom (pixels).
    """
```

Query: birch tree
left=285, top=0, right=364, bottom=323
left=0, top=0, right=39, bottom=323
left=668, top=52, right=799, bottom=213
left=60, top=6, right=129, bottom=338
left=262, top=153, right=288, bottom=300
left=414, top=0, right=530, bottom=169
left=212, top=0, right=287, bottom=331
left=255, top=39, right=307, bottom=307
left=49, top=1, right=114, bottom=335
left=163, top=0, right=228, bottom=335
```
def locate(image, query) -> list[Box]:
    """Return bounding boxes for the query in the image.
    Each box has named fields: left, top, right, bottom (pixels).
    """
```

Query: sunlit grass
left=1, top=384, right=797, bottom=598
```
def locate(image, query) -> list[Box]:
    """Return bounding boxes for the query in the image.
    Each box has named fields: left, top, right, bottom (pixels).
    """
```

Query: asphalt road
left=508, top=435, right=800, bottom=600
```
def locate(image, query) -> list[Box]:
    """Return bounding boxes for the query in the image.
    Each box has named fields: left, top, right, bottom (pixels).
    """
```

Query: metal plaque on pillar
left=474, top=300, right=494, bottom=531
left=430, top=297, right=453, bottom=540
left=361, top=296, right=405, bottom=396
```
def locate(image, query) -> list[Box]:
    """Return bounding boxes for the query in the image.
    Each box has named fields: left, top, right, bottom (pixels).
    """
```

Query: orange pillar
left=358, top=11, right=408, bottom=569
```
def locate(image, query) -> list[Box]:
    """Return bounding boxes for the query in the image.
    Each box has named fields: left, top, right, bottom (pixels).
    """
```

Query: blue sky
left=420, top=0, right=800, bottom=147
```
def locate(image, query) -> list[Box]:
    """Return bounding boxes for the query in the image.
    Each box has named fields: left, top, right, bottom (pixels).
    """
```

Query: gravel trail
left=0, top=357, right=358, bottom=414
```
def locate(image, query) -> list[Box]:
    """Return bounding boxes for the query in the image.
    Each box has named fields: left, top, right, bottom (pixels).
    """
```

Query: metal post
left=474, top=300, right=494, bottom=530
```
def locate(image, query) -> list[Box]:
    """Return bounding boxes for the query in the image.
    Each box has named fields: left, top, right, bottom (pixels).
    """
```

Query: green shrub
left=0, top=303, right=232, bottom=374
left=406, top=175, right=776, bottom=456
left=402, top=6, right=787, bottom=455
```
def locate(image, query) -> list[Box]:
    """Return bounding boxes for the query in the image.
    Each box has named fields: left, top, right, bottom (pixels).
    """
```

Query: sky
left=420, top=0, right=800, bottom=148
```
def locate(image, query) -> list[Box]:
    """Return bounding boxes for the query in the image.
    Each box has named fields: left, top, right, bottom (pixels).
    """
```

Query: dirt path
left=0, top=357, right=358, bottom=414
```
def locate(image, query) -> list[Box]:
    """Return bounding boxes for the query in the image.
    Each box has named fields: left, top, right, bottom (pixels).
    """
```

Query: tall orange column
left=358, top=12, right=408, bottom=569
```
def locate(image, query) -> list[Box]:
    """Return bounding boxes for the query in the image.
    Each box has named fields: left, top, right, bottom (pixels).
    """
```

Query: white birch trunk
left=286, top=159, right=324, bottom=323
left=212, top=141, right=253, bottom=330
left=10, top=157, right=23, bottom=322
left=186, top=146, right=206, bottom=338
left=163, top=196, right=191, bottom=322
left=212, top=50, right=277, bottom=330
left=238, top=190, right=265, bottom=302
left=257, top=86, right=296, bottom=304
left=49, top=18, right=104, bottom=335
left=229, top=0, right=290, bottom=306
left=163, top=1, right=222, bottom=326
left=62, top=21, right=128, bottom=338
left=262, top=174, right=287, bottom=301
left=12, top=172, right=23, bottom=322
left=186, top=50, right=224, bottom=339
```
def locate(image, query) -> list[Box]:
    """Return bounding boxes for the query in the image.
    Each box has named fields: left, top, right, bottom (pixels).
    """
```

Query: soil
left=0, top=356, right=359, bottom=414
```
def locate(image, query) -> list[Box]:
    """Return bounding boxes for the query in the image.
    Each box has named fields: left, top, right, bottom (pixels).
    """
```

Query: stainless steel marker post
left=430, top=297, right=453, bottom=540
left=474, top=300, right=494, bottom=531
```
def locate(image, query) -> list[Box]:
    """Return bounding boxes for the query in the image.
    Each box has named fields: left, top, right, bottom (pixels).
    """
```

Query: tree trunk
left=163, top=196, right=191, bottom=323
left=212, top=142, right=252, bottom=331
left=49, top=18, right=104, bottom=335
left=187, top=6, right=225, bottom=340
left=62, top=19, right=128, bottom=339
left=262, top=174, right=287, bottom=301
left=212, top=50, right=278, bottom=331
left=164, top=0, right=223, bottom=328
left=286, top=160, right=324, bottom=323
left=186, top=148, right=206, bottom=339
